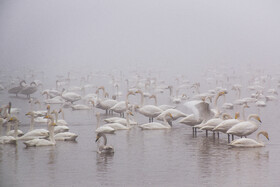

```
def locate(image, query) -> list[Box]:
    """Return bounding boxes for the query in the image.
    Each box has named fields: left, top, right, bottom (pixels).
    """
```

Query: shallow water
left=1, top=85, right=280, bottom=187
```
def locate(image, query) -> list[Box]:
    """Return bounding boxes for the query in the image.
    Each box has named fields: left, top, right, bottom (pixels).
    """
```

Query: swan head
left=8, top=116, right=19, bottom=122
left=25, top=111, right=33, bottom=116
left=218, top=91, right=227, bottom=96
left=126, top=110, right=134, bottom=116
left=34, top=100, right=40, bottom=105
left=235, top=112, right=240, bottom=119
left=95, top=132, right=104, bottom=142
left=260, top=131, right=269, bottom=140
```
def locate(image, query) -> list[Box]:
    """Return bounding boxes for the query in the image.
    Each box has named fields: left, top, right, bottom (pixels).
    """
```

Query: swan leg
left=217, top=132, right=219, bottom=138
left=206, top=130, right=208, bottom=137
left=228, top=134, right=230, bottom=143
left=232, top=134, right=234, bottom=141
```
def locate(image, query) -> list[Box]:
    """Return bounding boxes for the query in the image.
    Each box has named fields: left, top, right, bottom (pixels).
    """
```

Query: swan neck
left=14, top=121, right=18, bottom=138
left=126, top=113, right=130, bottom=128
left=102, top=133, right=107, bottom=146
left=49, top=118, right=55, bottom=143
left=30, top=113, right=34, bottom=131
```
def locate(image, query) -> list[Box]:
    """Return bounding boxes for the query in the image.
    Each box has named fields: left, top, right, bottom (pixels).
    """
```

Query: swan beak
left=267, top=136, right=269, bottom=141
left=258, top=117, right=262, bottom=123
left=95, top=136, right=100, bottom=142
left=25, top=112, right=31, bottom=116
left=44, top=115, right=50, bottom=119
left=52, top=122, right=57, bottom=126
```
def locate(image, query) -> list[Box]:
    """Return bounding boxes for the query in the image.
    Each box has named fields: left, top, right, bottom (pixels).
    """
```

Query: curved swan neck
left=101, top=133, right=107, bottom=146
left=150, top=95, right=157, bottom=106
left=163, top=113, right=171, bottom=127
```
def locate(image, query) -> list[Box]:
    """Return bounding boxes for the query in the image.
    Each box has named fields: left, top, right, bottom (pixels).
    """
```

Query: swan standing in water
left=8, top=80, right=27, bottom=97
left=229, top=131, right=269, bottom=148
left=95, top=132, right=114, bottom=154
left=139, top=112, right=173, bottom=130
left=135, top=90, right=163, bottom=122
left=226, top=114, right=262, bottom=138
left=23, top=115, right=56, bottom=147
left=20, top=81, right=39, bottom=99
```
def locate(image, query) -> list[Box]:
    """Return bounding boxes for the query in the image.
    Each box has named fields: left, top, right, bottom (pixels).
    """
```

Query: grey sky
left=1, top=0, right=280, bottom=73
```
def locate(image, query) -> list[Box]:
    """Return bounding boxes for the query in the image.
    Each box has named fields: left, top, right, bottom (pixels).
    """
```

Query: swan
left=156, top=108, right=187, bottom=125
left=95, top=113, right=115, bottom=134
left=23, top=115, right=56, bottom=147
left=199, top=113, right=232, bottom=136
left=51, top=110, right=69, bottom=134
left=54, top=132, right=78, bottom=141
left=226, top=114, right=262, bottom=138
left=184, top=91, right=226, bottom=122
left=95, top=132, right=114, bottom=154
left=8, top=80, right=26, bottom=97
left=61, top=89, right=81, bottom=103
left=102, top=110, right=134, bottom=130
left=104, top=110, right=137, bottom=126
left=179, top=114, right=203, bottom=127
left=139, top=112, right=173, bottom=130
left=109, top=91, right=135, bottom=117
left=42, top=89, right=61, bottom=99
left=20, top=81, right=38, bottom=98
left=229, top=131, right=269, bottom=148
left=0, top=117, right=17, bottom=144
left=71, top=104, right=91, bottom=110
left=135, top=90, right=163, bottom=122
left=149, top=94, right=176, bottom=111
left=19, top=111, right=49, bottom=140
left=44, top=96, right=64, bottom=104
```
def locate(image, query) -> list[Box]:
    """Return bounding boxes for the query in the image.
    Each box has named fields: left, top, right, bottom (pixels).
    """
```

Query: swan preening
left=95, top=132, right=114, bottom=154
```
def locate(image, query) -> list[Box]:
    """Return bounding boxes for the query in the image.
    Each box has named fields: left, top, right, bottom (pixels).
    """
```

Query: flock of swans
left=0, top=68, right=275, bottom=154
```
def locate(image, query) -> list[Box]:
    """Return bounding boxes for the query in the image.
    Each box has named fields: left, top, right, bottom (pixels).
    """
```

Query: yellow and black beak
left=95, top=136, right=100, bottom=142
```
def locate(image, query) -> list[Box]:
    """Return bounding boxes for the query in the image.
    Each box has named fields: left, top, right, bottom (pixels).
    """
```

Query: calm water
left=1, top=82, right=280, bottom=187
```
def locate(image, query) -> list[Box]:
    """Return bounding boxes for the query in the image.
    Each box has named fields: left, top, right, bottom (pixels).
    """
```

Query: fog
left=1, top=0, right=280, bottom=75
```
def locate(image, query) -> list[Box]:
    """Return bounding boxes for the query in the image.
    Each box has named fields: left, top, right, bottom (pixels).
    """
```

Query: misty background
left=0, top=0, right=280, bottom=75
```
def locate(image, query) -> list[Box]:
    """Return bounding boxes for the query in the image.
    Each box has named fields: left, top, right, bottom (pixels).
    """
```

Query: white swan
left=149, top=94, right=176, bottom=111
left=139, top=112, right=173, bottom=130
left=229, top=131, right=269, bottom=148
left=156, top=108, right=187, bottom=122
left=0, top=117, right=16, bottom=144
left=20, top=81, right=38, bottom=98
left=102, top=111, right=134, bottom=130
left=54, top=132, right=78, bottom=141
left=61, top=89, right=81, bottom=103
left=23, top=115, right=56, bottom=147
left=110, top=91, right=135, bottom=117
left=95, top=132, right=114, bottom=154
left=19, top=111, right=49, bottom=140
left=226, top=114, right=262, bottom=138
left=51, top=110, right=69, bottom=134
left=135, top=90, right=163, bottom=122
left=95, top=113, right=115, bottom=134
left=179, top=114, right=203, bottom=127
